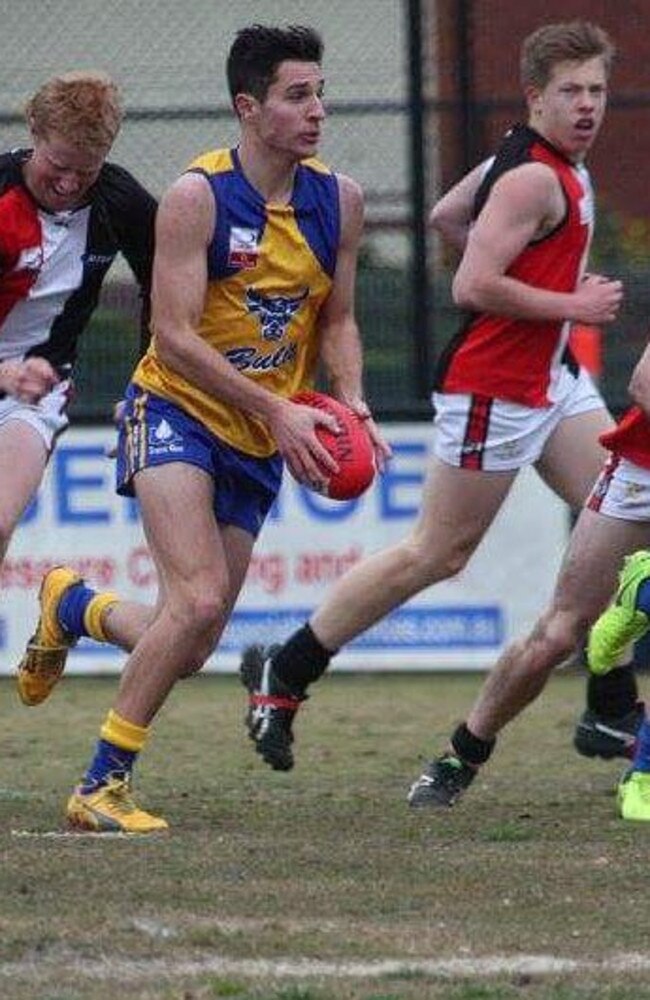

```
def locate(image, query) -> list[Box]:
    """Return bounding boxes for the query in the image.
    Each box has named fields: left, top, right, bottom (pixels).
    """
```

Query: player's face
left=527, top=56, right=608, bottom=162
left=252, top=60, right=326, bottom=160
left=23, top=133, right=106, bottom=212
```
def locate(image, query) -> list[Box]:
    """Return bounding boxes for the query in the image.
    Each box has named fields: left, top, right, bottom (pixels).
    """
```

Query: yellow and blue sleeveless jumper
left=133, top=147, right=340, bottom=457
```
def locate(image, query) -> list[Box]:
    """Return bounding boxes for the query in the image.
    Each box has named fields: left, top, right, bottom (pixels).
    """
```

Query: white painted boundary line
left=11, top=829, right=164, bottom=840
left=2, top=952, right=650, bottom=982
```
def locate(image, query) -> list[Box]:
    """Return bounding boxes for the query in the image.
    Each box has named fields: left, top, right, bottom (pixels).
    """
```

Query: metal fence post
left=407, top=0, right=433, bottom=400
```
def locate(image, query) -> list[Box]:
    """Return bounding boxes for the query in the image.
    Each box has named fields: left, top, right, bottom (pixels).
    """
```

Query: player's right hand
left=572, top=274, right=623, bottom=324
left=268, top=397, right=340, bottom=490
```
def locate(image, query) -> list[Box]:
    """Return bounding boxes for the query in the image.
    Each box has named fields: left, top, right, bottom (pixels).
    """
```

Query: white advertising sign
left=0, top=425, right=569, bottom=674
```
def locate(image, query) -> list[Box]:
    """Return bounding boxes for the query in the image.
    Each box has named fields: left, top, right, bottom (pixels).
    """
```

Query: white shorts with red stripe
left=432, top=367, right=604, bottom=472
left=587, top=454, right=650, bottom=522
left=0, top=379, right=71, bottom=451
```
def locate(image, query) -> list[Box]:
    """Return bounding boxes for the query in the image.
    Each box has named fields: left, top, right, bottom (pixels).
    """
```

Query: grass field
left=3, top=670, right=650, bottom=1000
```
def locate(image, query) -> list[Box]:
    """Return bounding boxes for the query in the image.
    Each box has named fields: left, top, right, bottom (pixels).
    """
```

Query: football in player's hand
left=291, top=390, right=376, bottom=500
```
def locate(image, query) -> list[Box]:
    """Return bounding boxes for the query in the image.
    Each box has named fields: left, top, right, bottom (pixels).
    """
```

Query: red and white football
left=291, top=390, right=376, bottom=500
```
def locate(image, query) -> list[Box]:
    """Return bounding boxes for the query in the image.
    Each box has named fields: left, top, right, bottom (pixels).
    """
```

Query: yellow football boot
left=16, top=566, right=81, bottom=705
left=66, top=776, right=169, bottom=834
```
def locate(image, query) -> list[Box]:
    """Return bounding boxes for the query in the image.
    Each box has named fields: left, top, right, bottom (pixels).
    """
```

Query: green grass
left=3, top=671, right=650, bottom=999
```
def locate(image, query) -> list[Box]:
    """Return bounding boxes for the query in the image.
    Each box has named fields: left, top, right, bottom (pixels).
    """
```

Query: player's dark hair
left=520, top=21, right=615, bottom=90
left=227, top=24, right=323, bottom=107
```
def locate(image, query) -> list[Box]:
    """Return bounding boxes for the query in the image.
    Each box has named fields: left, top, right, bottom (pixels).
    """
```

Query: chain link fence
left=0, top=0, right=418, bottom=420
left=3, top=1, right=650, bottom=421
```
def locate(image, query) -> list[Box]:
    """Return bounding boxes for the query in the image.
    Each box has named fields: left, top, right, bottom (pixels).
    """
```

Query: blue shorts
left=116, top=384, right=283, bottom=538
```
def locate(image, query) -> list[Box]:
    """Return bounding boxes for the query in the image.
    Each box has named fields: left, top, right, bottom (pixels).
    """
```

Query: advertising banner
left=0, top=424, right=569, bottom=674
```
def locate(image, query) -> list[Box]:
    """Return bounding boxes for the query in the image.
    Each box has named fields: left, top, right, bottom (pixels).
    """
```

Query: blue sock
left=58, top=582, right=98, bottom=638
left=79, top=739, right=138, bottom=793
left=632, top=717, right=650, bottom=773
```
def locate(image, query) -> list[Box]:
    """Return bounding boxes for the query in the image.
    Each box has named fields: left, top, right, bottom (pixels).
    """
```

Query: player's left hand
left=0, top=357, right=59, bottom=404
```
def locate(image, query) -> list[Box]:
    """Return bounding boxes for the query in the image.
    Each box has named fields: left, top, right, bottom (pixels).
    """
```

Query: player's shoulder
left=95, top=160, right=157, bottom=209
left=332, top=170, right=362, bottom=200
left=186, top=147, right=235, bottom=177
left=481, top=153, right=560, bottom=213
left=492, top=157, right=558, bottom=190
left=475, top=125, right=560, bottom=214
left=0, top=148, right=29, bottom=192
left=331, top=172, right=363, bottom=233
left=299, top=155, right=333, bottom=176
left=0, top=147, right=22, bottom=171
left=158, top=167, right=215, bottom=239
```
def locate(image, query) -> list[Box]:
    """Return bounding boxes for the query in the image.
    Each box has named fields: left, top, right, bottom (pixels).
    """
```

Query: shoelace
left=102, top=777, right=137, bottom=813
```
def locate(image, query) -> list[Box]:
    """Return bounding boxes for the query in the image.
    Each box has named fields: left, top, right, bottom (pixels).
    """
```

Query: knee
left=529, top=609, right=587, bottom=674
left=398, top=532, right=474, bottom=587
left=171, top=586, right=228, bottom=653
left=189, top=591, right=228, bottom=641
left=179, top=631, right=219, bottom=677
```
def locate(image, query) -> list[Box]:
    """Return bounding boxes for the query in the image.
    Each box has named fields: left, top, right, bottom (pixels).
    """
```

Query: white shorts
left=0, top=380, right=71, bottom=451
left=432, top=367, right=604, bottom=472
left=587, top=455, right=650, bottom=522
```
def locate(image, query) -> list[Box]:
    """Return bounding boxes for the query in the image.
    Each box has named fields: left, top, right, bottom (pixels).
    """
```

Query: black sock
left=586, top=663, right=639, bottom=719
left=450, top=722, right=495, bottom=768
left=271, top=623, right=335, bottom=695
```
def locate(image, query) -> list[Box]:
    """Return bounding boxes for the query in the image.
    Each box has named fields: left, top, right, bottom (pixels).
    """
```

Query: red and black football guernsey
left=0, top=148, right=156, bottom=374
left=435, top=125, right=594, bottom=408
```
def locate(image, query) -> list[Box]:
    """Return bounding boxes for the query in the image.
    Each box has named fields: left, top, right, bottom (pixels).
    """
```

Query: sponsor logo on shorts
left=493, top=440, right=524, bottom=460
left=147, top=418, right=184, bottom=455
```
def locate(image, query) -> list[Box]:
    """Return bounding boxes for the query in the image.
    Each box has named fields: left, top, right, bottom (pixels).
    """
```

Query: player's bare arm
left=452, top=163, right=623, bottom=323
left=428, top=159, right=490, bottom=253
left=152, top=172, right=338, bottom=482
left=628, top=341, right=650, bottom=416
left=316, top=173, right=391, bottom=469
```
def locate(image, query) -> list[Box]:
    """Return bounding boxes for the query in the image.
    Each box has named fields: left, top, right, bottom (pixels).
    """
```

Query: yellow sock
left=100, top=709, right=149, bottom=752
left=83, top=592, right=119, bottom=643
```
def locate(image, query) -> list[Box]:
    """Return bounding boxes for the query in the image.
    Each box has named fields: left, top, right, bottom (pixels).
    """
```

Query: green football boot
left=587, top=550, right=650, bottom=676
left=617, top=770, right=650, bottom=822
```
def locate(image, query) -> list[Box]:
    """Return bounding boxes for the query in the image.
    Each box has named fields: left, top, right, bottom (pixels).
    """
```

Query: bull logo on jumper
left=246, top=287, right=308, bottom=342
